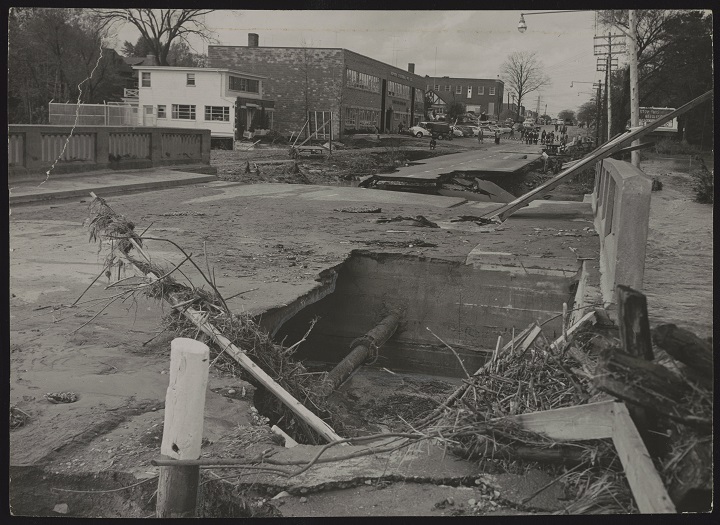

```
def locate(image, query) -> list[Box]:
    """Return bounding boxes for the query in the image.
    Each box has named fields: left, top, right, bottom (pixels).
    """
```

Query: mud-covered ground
left=9, top=132, right=711, bottom=517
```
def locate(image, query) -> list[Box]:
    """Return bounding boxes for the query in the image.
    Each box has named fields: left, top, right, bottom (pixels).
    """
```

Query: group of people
left=519, top=127, right=569, bottom=146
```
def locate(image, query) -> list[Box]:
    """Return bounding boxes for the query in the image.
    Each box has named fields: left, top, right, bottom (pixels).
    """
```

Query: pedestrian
left=541, top=129, right=546, bottom=144
left=554, top=122, right=559, bottom=132
left=430, top=136, right=437, bottom=150
left=398, top=122, right=404, bottom=134
left=477, top=126, right=484, bottom=144
left=494, top=129, right=500, bottom=144
left=520, top=127, right=525, bottom=141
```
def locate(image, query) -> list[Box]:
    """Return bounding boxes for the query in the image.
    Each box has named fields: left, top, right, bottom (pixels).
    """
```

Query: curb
left=9, top=175, right=218, bottom=206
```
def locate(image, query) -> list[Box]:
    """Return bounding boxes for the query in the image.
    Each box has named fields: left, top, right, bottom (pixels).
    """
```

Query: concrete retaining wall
left=592, top=158, right=652, bottom=303
left=8, top=125, right=211, bottom=179
left=274, top=252, right=573, bottom=377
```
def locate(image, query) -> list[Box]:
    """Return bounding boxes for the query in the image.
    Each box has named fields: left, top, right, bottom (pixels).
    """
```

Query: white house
left=132, top=66, right=272, bottom=142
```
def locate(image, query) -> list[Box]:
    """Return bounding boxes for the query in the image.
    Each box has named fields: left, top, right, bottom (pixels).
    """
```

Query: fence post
left=156, top=338, right=210, bottom=518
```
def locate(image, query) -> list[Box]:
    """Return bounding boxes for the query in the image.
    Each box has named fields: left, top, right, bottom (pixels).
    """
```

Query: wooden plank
left=611, top=402, right=676, bottom=514
left=501, top=400, right=614, bottom=441
left=483, top=90, right=713, bottom=222
left=549, top=311, right=596, bottom=352
left=180, top=306, right=345, bottom=444
left=616, top=285, right=654, bottom=360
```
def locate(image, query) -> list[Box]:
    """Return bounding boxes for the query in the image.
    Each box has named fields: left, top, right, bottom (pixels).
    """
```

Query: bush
left=690, top=159, right=714, bottom=204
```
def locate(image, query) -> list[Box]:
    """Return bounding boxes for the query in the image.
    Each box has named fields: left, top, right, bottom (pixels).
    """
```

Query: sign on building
left=639, top=107, right=678, bottom=132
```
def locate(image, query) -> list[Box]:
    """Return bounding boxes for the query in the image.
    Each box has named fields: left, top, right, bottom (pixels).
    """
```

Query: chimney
left=145, top=54, right=158, bottom=66
left=408, top=63, right=415, bottom=74
left=248, top=33, right=259, bottom=47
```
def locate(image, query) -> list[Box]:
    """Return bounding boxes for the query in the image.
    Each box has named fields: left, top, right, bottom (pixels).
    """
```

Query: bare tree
left=499, top=51, right=550, bottom=120
left=91, top=9, right=214, bottom=65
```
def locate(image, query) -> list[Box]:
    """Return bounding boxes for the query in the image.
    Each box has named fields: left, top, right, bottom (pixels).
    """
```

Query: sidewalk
left=8, top=165, right=217, bottom=206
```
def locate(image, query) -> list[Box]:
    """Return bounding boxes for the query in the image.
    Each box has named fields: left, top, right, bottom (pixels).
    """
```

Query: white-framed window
left=489, top=87, right=496, bottom=95
left=345, top=68, right=380, bottom=92
left=141, top=72, right=151, bottom=87
left=157, top=105, right=166, bottom=118
left=477, top=86, right=484, bottom=95
left=455, top=85, right=462, bottom=95
left=445, top=85, right=451, bottom=92
left=204, top=106, right=229, bottom=121
left=229, top=76, right=260, bottom=93
left=186, top=73, right=196, bottom=86
left=171, top=104, right=196, bottom=120
left=434, top=84, right=440, bottom=91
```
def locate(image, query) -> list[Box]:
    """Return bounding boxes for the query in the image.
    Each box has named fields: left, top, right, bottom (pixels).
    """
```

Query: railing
left=124, top=88, right=139, bottom=98
left=8, top=125, right=211, bottom=178
left=592, top=158, right=652, bottom=303
left=8, top=133, right=25, bottom=167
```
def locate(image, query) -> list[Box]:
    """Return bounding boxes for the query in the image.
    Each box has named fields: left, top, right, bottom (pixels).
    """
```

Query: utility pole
left=595, top=33, right=624, bottom=143
left=628, top=10, right=640, bottom=167
left=595, top=79, right=602, bottom=147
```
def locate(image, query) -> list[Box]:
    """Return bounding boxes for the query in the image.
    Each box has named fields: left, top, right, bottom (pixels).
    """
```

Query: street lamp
left=517, top=14, right=527, bottom=33
left=517, top=11, right=586, bottom=33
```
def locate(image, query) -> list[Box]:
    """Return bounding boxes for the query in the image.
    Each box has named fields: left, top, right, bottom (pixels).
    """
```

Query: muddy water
left=640, top=157, right=713, bottom=339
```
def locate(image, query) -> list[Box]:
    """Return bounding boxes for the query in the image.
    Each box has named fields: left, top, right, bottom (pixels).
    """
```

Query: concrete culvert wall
left=273, top=252, right=577, bottom=378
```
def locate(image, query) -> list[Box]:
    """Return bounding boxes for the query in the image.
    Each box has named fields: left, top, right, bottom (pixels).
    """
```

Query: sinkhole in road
left=267, top=250, right=579, bottom=383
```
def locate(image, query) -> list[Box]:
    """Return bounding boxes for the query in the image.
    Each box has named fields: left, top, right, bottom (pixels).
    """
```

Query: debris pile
left=84, top=194, right=347, bottom=445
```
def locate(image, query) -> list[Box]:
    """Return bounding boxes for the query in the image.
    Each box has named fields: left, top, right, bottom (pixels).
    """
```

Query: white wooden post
left=156, top=338, right=210, bottom=518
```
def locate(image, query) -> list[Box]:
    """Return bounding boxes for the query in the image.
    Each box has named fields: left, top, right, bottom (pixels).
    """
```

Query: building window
left=345, top=68, right=380, bottom=92
left=445, top=85, right=451, bottom=92
left=489, top=87, right=496, bottom=95
left=229, top=76, right=259, bottom=94
left=157, top=105, right=166, bottom=118
left=426, top=84, right=430, bottom=91
left=477, top=86, right=484, bottom=95
left=455, top=85, right=462, bottom=95
left=186, top=73, right=195, bottom=86
left=141, top=72, right=151, bottom=87
left=434, top=84, right=439, bottom=91
left=344, top=107, right=357, bottom=128
left=204, top=106, right=229, bottom=121
left=171, top=104, right=196, bottom=120
left=387, top=80, right=410, bottom=99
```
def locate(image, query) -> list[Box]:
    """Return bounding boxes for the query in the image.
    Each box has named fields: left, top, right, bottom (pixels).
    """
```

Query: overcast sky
left=109, top=9, right=613, bottom=117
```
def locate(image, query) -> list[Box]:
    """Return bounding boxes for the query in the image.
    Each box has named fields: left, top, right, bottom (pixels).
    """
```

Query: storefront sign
left=639, top=107, right=677, bottom=132
left=390, top=71, right=411, bottom=81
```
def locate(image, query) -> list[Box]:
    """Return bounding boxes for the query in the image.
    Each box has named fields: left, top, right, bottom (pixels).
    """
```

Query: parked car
left=412, top=121, right=453, bottom=140
left=564, top=118, right=574, bottom=126
left=408, top=123, right=432, bottom=138
left=452, top=125, right=473, bottom=137
left=491, top=125, right=512, bottom=134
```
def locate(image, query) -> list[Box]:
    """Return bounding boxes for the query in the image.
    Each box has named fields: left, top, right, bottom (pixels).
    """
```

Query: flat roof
left=131, top=66, right=266, bottom=80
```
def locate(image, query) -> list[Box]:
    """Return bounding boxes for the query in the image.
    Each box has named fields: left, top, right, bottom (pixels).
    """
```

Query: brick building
left=424, top=76, right=505, bottom=120
left=208, top=34, right=426, bottom=138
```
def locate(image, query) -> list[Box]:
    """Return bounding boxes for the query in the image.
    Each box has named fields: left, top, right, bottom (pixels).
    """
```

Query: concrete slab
left=8, top=168, right=218, bottom=205
left=184, top=183, right=466, bottom=208
left=226, top=440, right=482, bottom=494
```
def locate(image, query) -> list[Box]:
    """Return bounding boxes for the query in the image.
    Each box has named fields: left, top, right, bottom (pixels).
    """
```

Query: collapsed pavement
left=9, top=95, right=713, bottom=516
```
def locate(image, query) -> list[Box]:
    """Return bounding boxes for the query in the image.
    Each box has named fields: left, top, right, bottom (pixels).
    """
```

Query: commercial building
left=424, top=76, right=505, bottom=121
left=208, top=34, right=427, bottom=138
left=130, top=65, right=268, bottom=141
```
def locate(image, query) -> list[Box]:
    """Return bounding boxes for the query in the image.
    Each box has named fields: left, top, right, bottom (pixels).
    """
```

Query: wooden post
left=616, top=285, right=653, bottom=360
left=156, top=338, right=210, bottom=518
